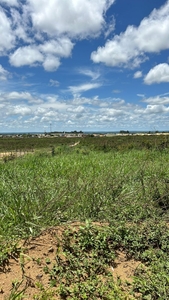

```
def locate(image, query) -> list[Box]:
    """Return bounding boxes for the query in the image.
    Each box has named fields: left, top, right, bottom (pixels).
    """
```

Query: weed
left=33, top=282, right=55, bottom=299
left=0, top=241, right=20, bottom=271
left=5, top=279, right=26, bottom=300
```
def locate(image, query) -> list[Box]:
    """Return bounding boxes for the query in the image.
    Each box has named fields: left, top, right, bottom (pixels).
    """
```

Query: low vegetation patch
left=1, top=136, right=169, bottom=299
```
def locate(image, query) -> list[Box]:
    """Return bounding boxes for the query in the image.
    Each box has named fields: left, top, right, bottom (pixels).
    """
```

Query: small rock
left=48, top=247, right=54, bottom=253
left=36, top=274, right=43, bottom=280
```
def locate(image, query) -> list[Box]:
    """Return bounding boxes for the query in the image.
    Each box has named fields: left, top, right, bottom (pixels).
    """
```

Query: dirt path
left=69, top=141, right=80, bottom=147
left=0, top=151, right=33, bottom=160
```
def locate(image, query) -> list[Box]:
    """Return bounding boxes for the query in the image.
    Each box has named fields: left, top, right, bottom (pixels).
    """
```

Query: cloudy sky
left=0, top=0, right=169, bottom=133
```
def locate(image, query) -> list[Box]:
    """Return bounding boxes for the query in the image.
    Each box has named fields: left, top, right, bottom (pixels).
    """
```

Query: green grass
left=1, top=137, right=169, bottom=298
left=0, top=150, right=156, bottom=235
left=1, top=147, right=169, bottom=237
left=0, top=133, right=169, bottom=153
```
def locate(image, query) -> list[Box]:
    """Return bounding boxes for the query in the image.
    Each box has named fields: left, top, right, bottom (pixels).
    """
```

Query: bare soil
left=0, top=223, right=140, bottom=300
left=0, top=151, right=31, bottom=159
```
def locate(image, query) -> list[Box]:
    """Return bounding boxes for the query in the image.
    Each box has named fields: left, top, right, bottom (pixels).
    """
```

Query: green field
left=1, top=135, right=169, bottom=299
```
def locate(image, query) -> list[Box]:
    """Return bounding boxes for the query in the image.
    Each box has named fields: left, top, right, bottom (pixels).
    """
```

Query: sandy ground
left=0, top=151, right=32, bottom=159
left=0, top=223, right=141, bottom=300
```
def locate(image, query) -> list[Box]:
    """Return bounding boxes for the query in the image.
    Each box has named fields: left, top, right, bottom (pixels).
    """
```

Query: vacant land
left=1, top=136, right=169, bottom=299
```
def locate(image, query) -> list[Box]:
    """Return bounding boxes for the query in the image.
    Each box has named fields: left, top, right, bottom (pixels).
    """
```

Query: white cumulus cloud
left=143, top=95, right=169, bottom=105
left=0, top=0, right=115, bottom=71
left=39, top=38, right=74, bottom=57
left=43, top=55, right=61, bottom=72
left=144, top=63, right=169, bottom=84
left=8, top=105, right=32, bottom=116
left=10, top=8, right=32, bottom=43
left=91, top=0, right=169, bottom=68
left=1, top=89, right=169, bottom=132
left=0, top=0, right=18, bottom=7
left=0, top=8, right=15, bottom=54
left=9, top=45, right=44, bottom=67
left=27, top=0, right=115, bottom=38
left=144, top=104, right=169, bottom=114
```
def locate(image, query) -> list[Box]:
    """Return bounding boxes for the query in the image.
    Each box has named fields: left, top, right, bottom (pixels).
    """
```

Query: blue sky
left=0, top=0, right=169, bottom=133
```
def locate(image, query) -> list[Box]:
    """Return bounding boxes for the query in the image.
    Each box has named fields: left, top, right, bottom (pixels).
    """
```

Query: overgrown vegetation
left=0, top=133, right=169, bottom=153
left=1, top=135, right=169, bottom=299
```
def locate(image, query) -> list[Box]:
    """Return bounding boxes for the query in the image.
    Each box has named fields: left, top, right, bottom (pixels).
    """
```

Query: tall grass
left=1, top=144, right=169, bottom=299
left=0, top=148, right=169, bottom=239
